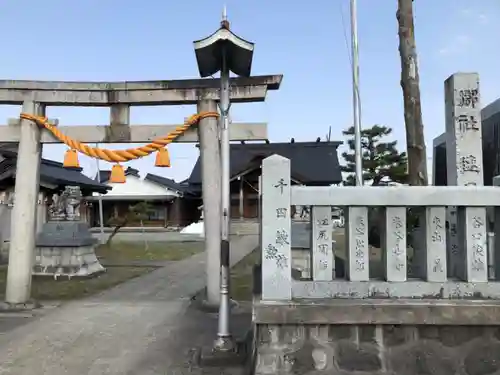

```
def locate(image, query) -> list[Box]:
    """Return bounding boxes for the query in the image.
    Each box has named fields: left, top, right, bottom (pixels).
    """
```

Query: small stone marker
left=423, top=207, right=447, bottom=282
left=311, top=206, right=334, bottom=281
left=345, top=207, right=369, bottom=281
left=261, top=155, right=292, bottom=300
left=382, top=207, right=407, bottom=281
left=459, top=207, right=488, bottom=282
left=494, top=176, right=500, bottom=280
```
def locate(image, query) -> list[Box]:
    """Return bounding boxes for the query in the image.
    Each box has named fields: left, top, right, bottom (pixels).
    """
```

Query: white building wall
left=93, top=175, right=180, bottom=198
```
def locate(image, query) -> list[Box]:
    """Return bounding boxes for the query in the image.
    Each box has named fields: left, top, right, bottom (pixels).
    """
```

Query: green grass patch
left=0, top=241, right=204, bottom=301
left=96, top=241, right=204, bottom=263
left=0, top=266, right=155, bottom=301
left=230, top=248, right=260, bottom=301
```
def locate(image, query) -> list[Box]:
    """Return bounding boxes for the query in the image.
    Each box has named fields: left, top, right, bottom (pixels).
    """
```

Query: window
left=148, top=206, right=165, bottom=220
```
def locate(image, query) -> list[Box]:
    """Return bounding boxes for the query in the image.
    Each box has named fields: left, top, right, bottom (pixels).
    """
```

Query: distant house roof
left=144, top=173, right=197, bottom=196
left=187, top=141, right=343, bottom=186
left=97, top=166, right=195, bottom=197
left=0, top=148, right=110, bottom=194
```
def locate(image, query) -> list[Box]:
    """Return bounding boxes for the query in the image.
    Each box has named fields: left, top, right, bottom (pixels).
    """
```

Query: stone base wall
left=255, top=323, right=500, bottom=375
left=33, top=246, right=105, bottom=278
left=230, top=220, right=260, bottom=235
left=253, top=299, right=500, bottom=375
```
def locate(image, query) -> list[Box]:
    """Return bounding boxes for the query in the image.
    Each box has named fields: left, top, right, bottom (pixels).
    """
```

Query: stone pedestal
left=34, top=221, right=105, bottom=278
left=33, top=186, right=105, bottom=279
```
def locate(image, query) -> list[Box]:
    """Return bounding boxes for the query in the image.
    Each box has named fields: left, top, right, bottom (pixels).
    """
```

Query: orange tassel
left=63, top=149, right=80, bottom=168
left=109, top=164, right=126, bottom=183
left=155, top=147, right=171, bottom=167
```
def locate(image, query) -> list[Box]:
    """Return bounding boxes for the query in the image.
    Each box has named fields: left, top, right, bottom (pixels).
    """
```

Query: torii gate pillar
left=5, top=101, right=43, bottom=304
left=197, top=99, right=222, bottom=304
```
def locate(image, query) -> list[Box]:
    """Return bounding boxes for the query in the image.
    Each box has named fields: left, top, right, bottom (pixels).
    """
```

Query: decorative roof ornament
left=193, top=7, right=254, bottom=78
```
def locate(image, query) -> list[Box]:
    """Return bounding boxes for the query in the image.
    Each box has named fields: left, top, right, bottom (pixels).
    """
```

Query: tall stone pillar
left=197, top=99, right=221, bottom=305
left=445, top=73, right=484, bottom=279
left=5, top=101, right=43, bottom=304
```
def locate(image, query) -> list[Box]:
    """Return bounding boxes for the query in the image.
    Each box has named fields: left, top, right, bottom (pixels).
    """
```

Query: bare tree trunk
left=140, top=219, right=149, bottom=250
left=106, top=217, right=128, bottom=247
left=106, top=224, right=124, bottom=246
left=397, top=0, right=428, bottom=186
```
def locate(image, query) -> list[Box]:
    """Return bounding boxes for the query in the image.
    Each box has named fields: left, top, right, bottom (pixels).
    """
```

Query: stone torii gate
left=0, top=75, right=281, bottom=305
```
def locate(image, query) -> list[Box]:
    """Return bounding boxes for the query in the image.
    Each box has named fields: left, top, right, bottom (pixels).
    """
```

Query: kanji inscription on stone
left=311, top=206, right=333, bottom=281
left=261, top=155, right=292, bottom=300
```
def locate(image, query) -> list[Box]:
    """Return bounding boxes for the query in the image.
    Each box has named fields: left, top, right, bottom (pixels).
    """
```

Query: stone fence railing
left=261, top=154, right=500, bottom=301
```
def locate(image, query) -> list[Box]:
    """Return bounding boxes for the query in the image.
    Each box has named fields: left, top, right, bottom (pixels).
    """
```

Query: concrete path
left=0, top=235, right=258, bottom=375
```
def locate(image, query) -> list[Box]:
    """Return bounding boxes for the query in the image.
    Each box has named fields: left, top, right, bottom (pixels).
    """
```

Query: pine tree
left=341, top=125, right=411, bottom=253
left=341, top=125, right=408, bottom=186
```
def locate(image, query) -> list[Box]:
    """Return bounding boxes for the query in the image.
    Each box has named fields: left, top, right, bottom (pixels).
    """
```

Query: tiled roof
left=187, top=141, right=343, bottom=185
left=144, top=173, right=196, bottom=196
left=0, top=148, right=110, bottom=193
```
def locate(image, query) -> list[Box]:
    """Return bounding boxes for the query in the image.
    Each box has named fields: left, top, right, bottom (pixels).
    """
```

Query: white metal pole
left=350, top=0, right=363, bottom=186
left=214, top=33, right=235, bottom=351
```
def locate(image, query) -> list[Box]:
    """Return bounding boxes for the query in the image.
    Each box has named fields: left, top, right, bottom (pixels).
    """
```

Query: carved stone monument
left=34, top=186, right=105, bottom=278
left=445, top=73, right=486, bottom=281
left=261, top=155, right=292, bottom=300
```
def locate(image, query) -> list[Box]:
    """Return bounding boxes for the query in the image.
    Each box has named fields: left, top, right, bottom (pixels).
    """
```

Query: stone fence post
left=261, top=155, right=292, bottom=300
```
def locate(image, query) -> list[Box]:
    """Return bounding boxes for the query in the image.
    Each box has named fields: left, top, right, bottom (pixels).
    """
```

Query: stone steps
left=230, top=220, right=259, bottom=235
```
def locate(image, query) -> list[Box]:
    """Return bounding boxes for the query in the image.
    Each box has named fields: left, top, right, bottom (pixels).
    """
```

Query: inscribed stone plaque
left=311, top=206, right=334, bottom=281
left=382, top=207, right=407, bottom=281
left=345, top=206, right=369, bottom=281
left=36, top=222, right=97, bottom=247
left=261, top=155, right=292, bottom=300
left=458, top=207, right=488, bottom=282
left=424, top=207, right=447, bottom=282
